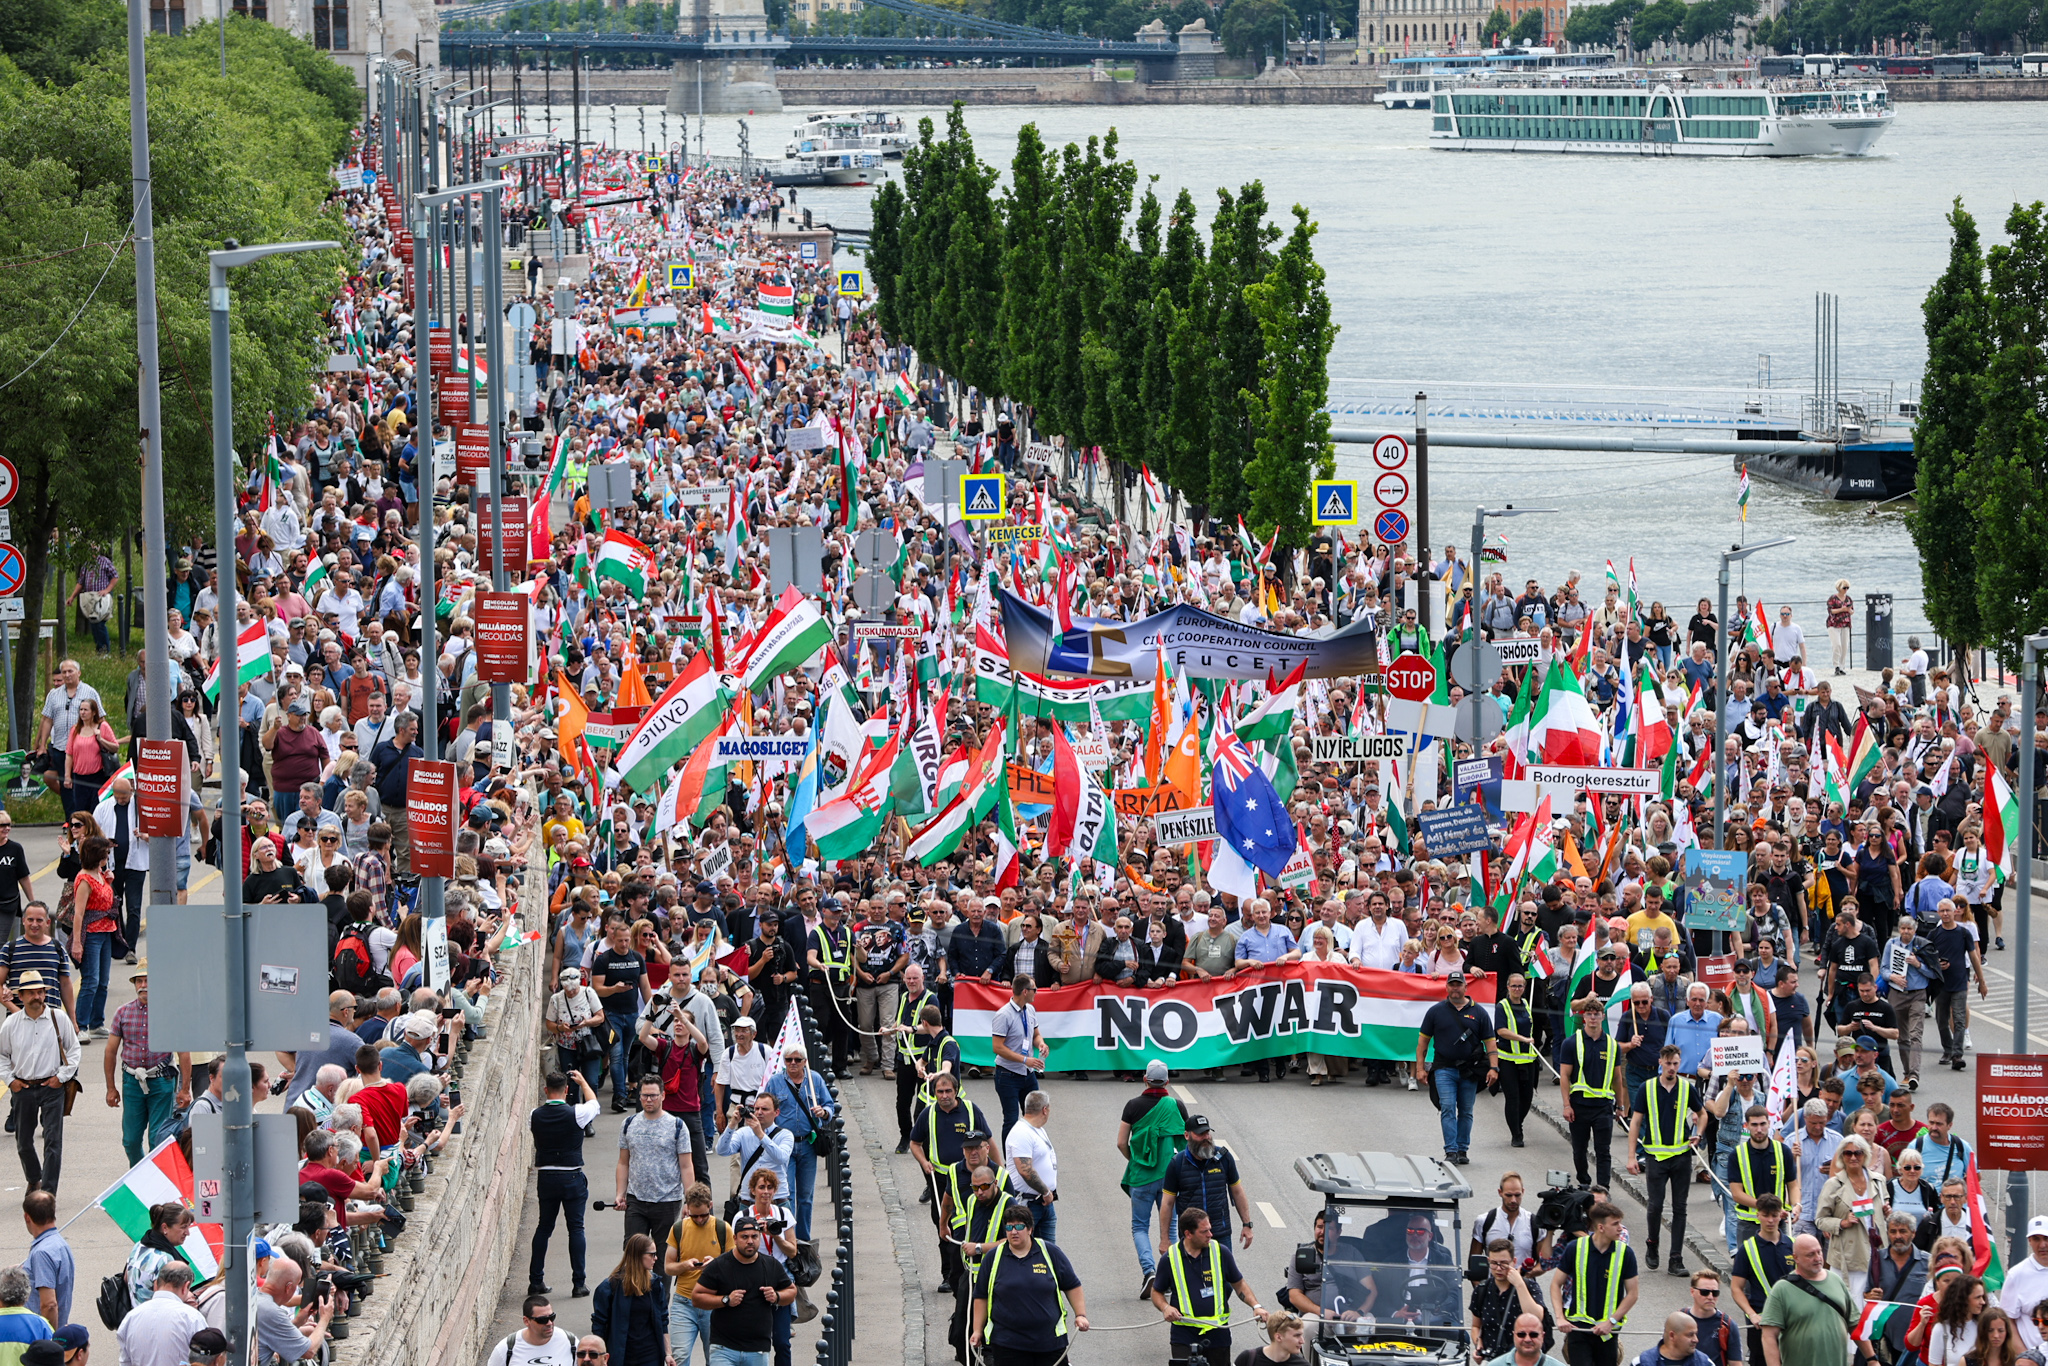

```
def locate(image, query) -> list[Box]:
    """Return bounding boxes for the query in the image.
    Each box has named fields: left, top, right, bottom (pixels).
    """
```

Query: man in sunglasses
left=484, top=1293, right=576, bottom=1366
left=1487, top=1311, right=1567, bottom=1366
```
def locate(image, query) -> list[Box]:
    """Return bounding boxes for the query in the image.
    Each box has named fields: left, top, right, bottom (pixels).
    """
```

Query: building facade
left=1354, top=0, right=1498, bottom=64
left=147, top=0, right=438, bottom=86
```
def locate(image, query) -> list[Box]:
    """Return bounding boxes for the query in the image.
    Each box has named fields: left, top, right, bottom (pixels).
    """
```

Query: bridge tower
left=670, top=0, right=786, bottom=114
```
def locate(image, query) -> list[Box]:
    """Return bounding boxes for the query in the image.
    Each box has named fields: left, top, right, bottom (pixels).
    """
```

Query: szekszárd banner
left=954, top=963, right=1496, bottom=1070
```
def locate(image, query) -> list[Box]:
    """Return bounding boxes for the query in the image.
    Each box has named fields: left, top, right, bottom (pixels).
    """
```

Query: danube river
left=550, top=99, right=2048, bottom=644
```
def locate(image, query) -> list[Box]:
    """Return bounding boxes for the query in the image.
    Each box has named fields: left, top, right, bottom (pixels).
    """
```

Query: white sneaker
left=1965, top=1030, right=1974, bottom=1051
left=1405, top=1075, right=1418, bottom=1091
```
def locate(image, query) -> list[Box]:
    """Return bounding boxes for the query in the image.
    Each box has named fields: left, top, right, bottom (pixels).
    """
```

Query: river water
left=547, top=99, right=2048, bottom=641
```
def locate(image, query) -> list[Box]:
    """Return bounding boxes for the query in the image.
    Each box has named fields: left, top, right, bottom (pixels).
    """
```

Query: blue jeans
left=121, top=1071, right=179, bottom=1166
left=605, top=1011, right=638, bottom=1104
left=1129, top=1178, right=1165, bottom=1277
left=1031, top=1197, right=1057, bottom=1244
left=709, top=1350, right=769, bottom=1366
left=787, top=1133, right=818, bottom=1242
left=1432, top=1067, right=1477, bottom=1156
left=992, top=1067, right=1038, bottom=1146
left=79, top=931, right=114, bottom=1031
left=668, top=1298, right=713, bottom=1365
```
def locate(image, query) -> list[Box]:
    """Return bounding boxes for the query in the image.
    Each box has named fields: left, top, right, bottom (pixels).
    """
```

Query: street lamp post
left=1712, top=536, right=1794, bottom=850
left=1467, top=506, right=1556, bottom=751
left=482, top=155, right=545, bottom=764
left=208, top=237, right=340, bottom=1366
left=2008, top=632, right=2047, bottom=1266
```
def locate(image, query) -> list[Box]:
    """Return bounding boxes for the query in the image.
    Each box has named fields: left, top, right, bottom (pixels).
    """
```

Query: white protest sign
left=1710, top=1035, right=1769, bottom=1077
left=1311, top=734, right=1406, bottom=763
left=1153, top=807, right=1217, bottom=846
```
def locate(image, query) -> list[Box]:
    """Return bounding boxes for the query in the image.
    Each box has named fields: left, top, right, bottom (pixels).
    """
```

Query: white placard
left=680, top=483, right=729, bottom=507
left=424, top=915, right=449, bottom=992
left=1153, top=807, right=1218, bottom=846
left=1492, top=636, right=1546, bottom=666
left=1311, top=734, right=1406, bottom=763
left=1710, top=1035, right=1769, bottom=1076
left=1383, top=697, right=1459, bottom=739
left=700, top=842, right=734, bottom=883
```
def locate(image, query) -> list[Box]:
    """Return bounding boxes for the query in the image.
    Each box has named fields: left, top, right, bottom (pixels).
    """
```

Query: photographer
left=253, top=1258, right=336, bottom=1363
left=715, top=1093, right=793, bottom=1214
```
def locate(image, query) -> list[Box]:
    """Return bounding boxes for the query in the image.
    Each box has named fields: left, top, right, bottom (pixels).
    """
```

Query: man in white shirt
left=316, top=575, right=366, bottom=641
left=1005, top=1090, right=1060, bottom=1243
left=0, top=971, right=80, bottom=1194
left=1469, top=1171, right=1549, bottom=1266
left=116, top=1260, right=209, bottom=1366
left=715, top=1016, right=774, bottom=1117
left=1351, top=894, right=1409, bottom=972
left=485, top=1293, right=579, bottom=1365
left=2001, top=1217, right=2048, bottom=1349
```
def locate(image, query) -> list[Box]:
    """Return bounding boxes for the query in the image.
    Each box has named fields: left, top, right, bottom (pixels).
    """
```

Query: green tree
left=1154, top=189, right=1209, bottom=508
left=1241, top=206, right=1337, bottom=560
left=1906, top=199, right=1989, bottom=660
left=1509, top=7, right=1545, bottom=40
left=0, top=0, right=121, bottom=87
left=1206, top=183, right=1278, bottom=526
left=1219, top=0, right=1293, bottom=57
left=931, top=106, right=1002, bottom=398
left=1631, top=0, right=1688, bottom=42
left=1971, top=201, right=2048, bottom=667
left=0, top=19, right=348, bottom=729
left=1483, top=6, right=1513, bottom=38
left=997, top=123, right=1055, bottom=421
left=868, top=177, right=906, bottom=338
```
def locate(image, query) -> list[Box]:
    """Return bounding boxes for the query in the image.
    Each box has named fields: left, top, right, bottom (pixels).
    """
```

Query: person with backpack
left=610, top=1076, right=692, bottom=1248
left=483, top=1293, right=576, bottom=1366
left=331, top=915, right=392, bottom=1000
left=665, top=1183, right=729, bottom=1366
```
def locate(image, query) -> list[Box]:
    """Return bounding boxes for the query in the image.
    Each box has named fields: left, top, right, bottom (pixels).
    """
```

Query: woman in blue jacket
left=592, top=1233, right=670, bottom=1366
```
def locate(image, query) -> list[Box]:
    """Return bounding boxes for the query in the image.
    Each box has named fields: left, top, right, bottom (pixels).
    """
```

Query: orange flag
left=555, top=671, right=591, bottom=772
left=1143, top=646, right=1169, bottom=787
left=615, top=652, right=655, bottom=711
left=1161, top=711, right=1203, bottom=808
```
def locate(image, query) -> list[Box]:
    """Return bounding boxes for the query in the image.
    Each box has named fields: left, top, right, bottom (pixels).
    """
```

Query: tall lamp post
left=1465, top=506, right=1555, bottom=748
left=2008, top=632, right=2047, bottom=1266
left=1712, top=536, right=1794, bottom=850
left=208, top=237, right=340, bottom=1366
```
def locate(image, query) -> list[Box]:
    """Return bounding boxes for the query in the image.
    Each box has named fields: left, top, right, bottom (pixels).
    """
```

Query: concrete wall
left=1888, top=76, right=2048, bottom=100
left=335, top=884, right=543, bottom=1366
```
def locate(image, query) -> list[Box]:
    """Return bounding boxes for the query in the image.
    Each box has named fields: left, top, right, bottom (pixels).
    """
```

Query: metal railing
left=797, top=993, right=856, bottom=1366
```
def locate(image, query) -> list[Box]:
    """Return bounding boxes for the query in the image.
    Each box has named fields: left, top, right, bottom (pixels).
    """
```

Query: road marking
left=1172, top=1084, right=1199, bottom=1104
left=1257, top=1201, right=1286, bottom=1229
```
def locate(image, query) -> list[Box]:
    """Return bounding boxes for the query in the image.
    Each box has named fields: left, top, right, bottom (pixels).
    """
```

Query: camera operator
left=254, top=1257, right=336, bottom=1363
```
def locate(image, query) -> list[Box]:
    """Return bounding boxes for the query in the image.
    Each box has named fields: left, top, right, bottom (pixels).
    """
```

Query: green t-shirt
left=1758, top=1270, right=1853, bottom=1362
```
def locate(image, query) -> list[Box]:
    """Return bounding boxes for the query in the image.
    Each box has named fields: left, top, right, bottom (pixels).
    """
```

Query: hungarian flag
left=739, top=595, right=832, bottom=692
left=808, top=731, right=901, bottom=862
left=1238, top=661, right=1304, bottom=744
left=202, top=620, right=275, bottom=702
left=1526, top=659, right=1601, bottom=766
left=595, top=530, right=653, bottom=599
left=1635, top=662, right=1672, bottom=764
left=94, top=1135, right=222, bottom=1280
left=1048, top=724, right=1117, bottom=866
left=1984, top=760, right=2022, bottom=885
left=614, top=652, right=731, bottom=795
left=302, top=556, right=332, bottom=601
left=655, top=714, right=734, bottom=833
left=1844, top=713, right=1882, bottom=791
left=1854, top=1302, right=1910, bottom=1345
left=1966, top=1156, right=2006, bottom=1291
left=1745, top=600, right=1774, bottom=656
left=888, top=371, right=916, bottom=406
left=756, top=282, right=794, bottom=317
left=906, top=720, right=1009, bottom=866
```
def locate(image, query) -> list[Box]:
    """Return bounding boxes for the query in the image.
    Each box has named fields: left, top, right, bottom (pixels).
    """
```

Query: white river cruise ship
left=1430, top=78, right=1893, bottom=156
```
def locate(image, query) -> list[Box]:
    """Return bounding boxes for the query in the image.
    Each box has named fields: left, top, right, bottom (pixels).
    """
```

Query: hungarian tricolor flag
left=1635, top=661, right=1672, bottom=764
left=756, top=282, right=795, bottom=317
left=1526, top=659, right=1601, bottom=766
left=1984, top=760, right=2022, bottom=884
left=1744, top=600, right=1774, bottom=656
left=808, top=731, right=900, bottom=862
left=1844, top=713, right=1883, bottom=791
left=595, top=529, right=653, bottom=599
left=94, top=1135, right=222, bottom=1280
left=202, top=620, right=275, bottom=702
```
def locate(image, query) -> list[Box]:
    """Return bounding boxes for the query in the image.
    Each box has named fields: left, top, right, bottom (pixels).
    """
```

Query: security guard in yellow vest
left=1544, top=1201, right=1640, bottom=1366
left=1728, top=1194, right=1793, bottom=1366
left=1559, top=997, right=1628, bottom=1189
left=929, top=1123, right=995, bottom=1290
left=806, top=900, right=856, bottom=1076
left=1723, top=1105, right=1795, bottom=1234
left=1150, top=1208, right=1269, bottom=1366
left=1625, top=1043, right=1703, bottom=1277
left=889, top=975, right=943, bottom=1149
left=946, top=1163, right=1016, bottom=1365
left=971, top=1204, right=1089, bottom=1366
left=1495, top=972, right=1542, bottom=1148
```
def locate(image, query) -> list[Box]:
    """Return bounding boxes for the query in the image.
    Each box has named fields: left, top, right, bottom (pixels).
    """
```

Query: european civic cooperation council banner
left=954, top=963, right=1498, bottom=1070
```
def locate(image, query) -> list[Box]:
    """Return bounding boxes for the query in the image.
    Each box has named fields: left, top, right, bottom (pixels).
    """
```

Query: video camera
left=1530, top=1172, right=1597, bottom=1243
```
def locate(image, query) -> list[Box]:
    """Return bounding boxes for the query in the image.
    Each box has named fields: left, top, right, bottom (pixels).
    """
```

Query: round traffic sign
left=1385, top=651, right=1438, bottom=702
left=1373, top=472, right=1409, bottom=507
left=1374, top=509, right=1410, bottom=544
left=1372, top=435, right=1410, bottom=470
left=1449, top=640, right=1504, bottom=692
left=0, top=543, right=24, bottom=597
left=0, top=454, right=19, bottom=509
left=1454, top=699, right=1505, bottom=744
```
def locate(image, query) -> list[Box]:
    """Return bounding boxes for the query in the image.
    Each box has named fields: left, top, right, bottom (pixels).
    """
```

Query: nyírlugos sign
left=953, top=963, right=1493, bottom=1069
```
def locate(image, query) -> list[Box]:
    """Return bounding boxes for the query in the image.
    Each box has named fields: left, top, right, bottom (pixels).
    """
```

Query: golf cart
left=1290, top=1151, right=1474, bottom=1366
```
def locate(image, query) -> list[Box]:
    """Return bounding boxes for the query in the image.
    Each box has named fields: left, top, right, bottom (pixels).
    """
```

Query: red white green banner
left=954, top=963, right=1495, bottom=1069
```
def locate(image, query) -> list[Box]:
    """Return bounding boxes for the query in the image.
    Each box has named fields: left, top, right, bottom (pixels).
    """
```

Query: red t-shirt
left=299, top=1161, right=356, bottom=1212
left=355, top=1081, right=409, bottom=1150
left=653, top=1036, right=702, bottom=1113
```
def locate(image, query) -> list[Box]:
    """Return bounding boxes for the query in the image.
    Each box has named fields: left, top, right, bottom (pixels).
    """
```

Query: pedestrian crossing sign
left=1312, top=479, right=1359, bottom=526
left=838, top=269, right=865, bottom=297
left=667, top=263, right=694, bottom=291
left=960, top=474, right=1005, bottom=521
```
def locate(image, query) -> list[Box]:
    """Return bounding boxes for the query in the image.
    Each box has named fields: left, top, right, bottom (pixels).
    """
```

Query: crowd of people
left=0, top=87, right=2038, bottom=1366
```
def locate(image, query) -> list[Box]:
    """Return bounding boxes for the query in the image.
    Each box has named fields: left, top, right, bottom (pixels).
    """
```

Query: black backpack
left=331, top=922, right=391, bottom=994
left=96, top=1271, right=131, bottom=1330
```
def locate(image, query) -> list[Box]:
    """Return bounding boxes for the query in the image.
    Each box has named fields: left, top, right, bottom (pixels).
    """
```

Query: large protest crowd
left=0, top=97, right=2041, bottom=1366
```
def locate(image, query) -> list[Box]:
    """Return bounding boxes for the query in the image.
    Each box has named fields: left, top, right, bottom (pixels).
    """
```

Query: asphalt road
left=851, top=935, right=2023, bottom=1366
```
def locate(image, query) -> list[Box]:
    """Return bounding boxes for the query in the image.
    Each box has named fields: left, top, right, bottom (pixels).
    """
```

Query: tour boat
left=786, top=110, right=913, bottom=161
left=1429, top=77, right=1894, bottom=156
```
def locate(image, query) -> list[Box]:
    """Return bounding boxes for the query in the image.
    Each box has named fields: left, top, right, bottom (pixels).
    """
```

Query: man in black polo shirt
left=0, top=816, right=33, bottom=944
left=527, top=1069, right=601, bottom=1298
left=1416, top=973, right=1499, bottom=1167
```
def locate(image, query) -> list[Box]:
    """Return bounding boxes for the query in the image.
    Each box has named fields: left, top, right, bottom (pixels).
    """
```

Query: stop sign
left=1385, top=651, right=1438, bottom=702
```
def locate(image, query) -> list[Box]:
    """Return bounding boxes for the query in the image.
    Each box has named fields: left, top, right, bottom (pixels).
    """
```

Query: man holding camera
left=252, top=1258, right=337, bottom=1363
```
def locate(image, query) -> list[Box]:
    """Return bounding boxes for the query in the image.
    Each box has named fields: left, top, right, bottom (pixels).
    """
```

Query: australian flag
left=1212, top=729, right=1297, bottom=878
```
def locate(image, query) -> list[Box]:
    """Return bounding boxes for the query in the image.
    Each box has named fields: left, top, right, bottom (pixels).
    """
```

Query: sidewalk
left=0, top=817, right=248, bottom=1359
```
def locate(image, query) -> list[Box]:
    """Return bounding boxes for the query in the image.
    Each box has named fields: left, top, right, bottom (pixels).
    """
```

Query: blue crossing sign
left=1312, top=480, right=1358, bottom=526
left=960, top=474, right=1005, bottom=521
left=838, top=269, right=865, bottom=297
left=666, top=263, right=694, bottom=290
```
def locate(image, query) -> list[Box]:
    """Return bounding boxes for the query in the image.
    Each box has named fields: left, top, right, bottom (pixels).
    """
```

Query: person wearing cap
left=804, top=901, right=856, bottom=1079
left=757, top=1043, right=832, bottom=1244
left=742, top=909, right=800, bottom=1042
left=1156, top=1111, right=1252, bottom=1269
left=927, top=1123, right=999, bottom=1291
left=690, top=1211, right=796, bottom=1365
left=1560, top=995, right=1626, bottom=1190
left=1118, top=1060, right=1190, bottom=1297
left=970, top=1201, right=1087, bottom=1366
left=948, top=1162, right=1018, bottom=1363
left=1418, top=972, right=1499, bottom=1167
left=103, top=961, right=190, bottom=1166
left=265, top=695, right=330, bottom=802
left=1998, top=1215, right=2048, bottom=1348
left=529, top=1068, right=603, bottom=1299
left=0, top=969, right=79, bottom=1196
left=378, top=1010, right=441, bottom=1087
